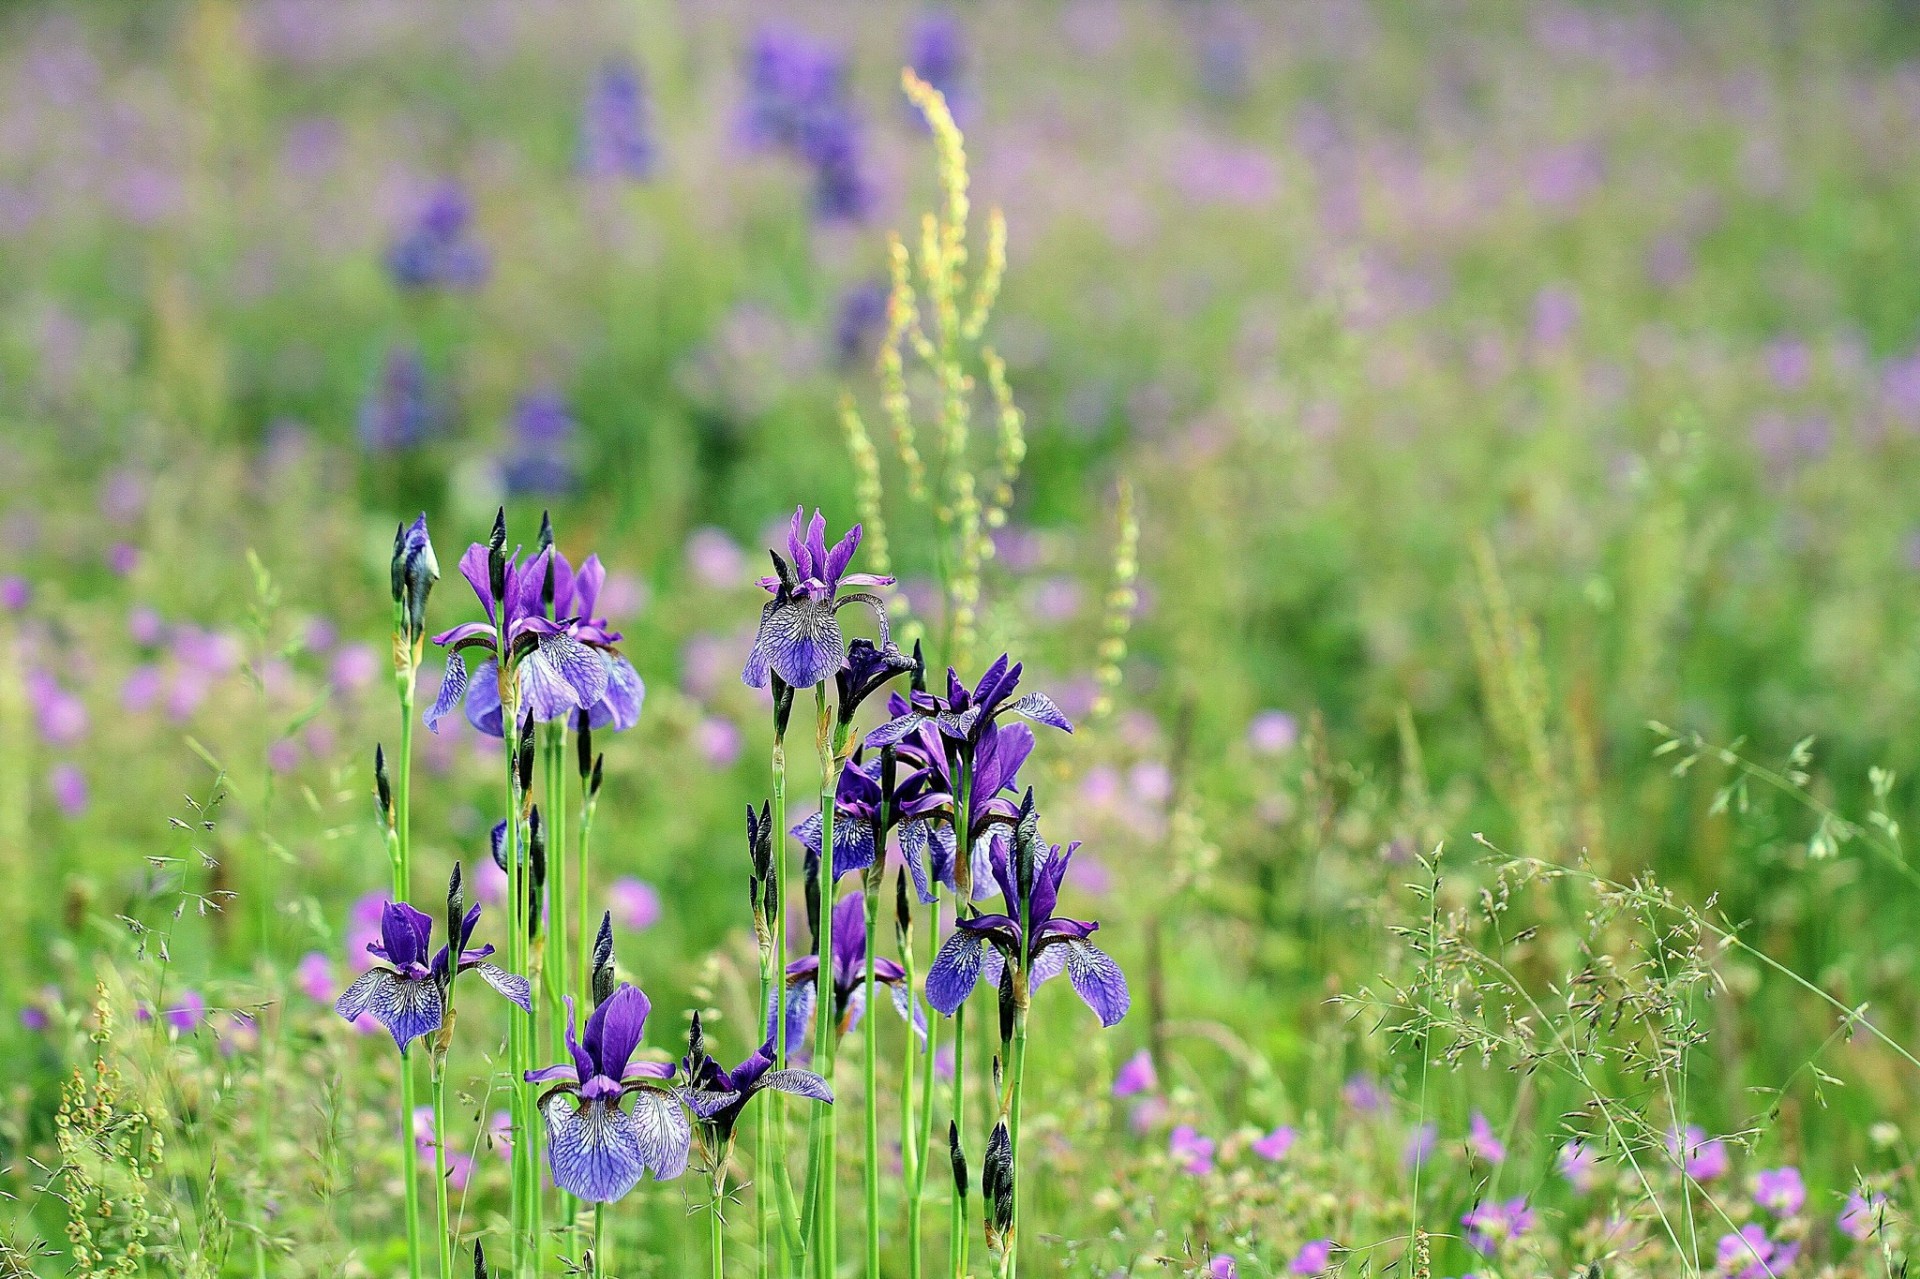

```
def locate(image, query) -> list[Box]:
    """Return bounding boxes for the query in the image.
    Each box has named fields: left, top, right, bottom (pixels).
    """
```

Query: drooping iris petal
left=1062, top=939, right=1129, bottom=1027
left=518, top=640, right=586, bottom=721
left=540, top=1093, right=649, bottom=1203
left=336, top=969, right=444, bottom=1054
left=759, top=1069, right=835, bottom=1104
left=793, top=810, right=877, bottom=882
left=746, top=595, right=846, bottom=690
left=890, top=981, right=929, bottom=1040
left=925, top=929, right=990, bottom=1016
left=588, top=653, right=646, bottom=730
left=781, top=978, right=816, bottom=1059
left=628, top=1086, right=693, bottom=1180
left=426, top=652, right=468, bottom=732
left=1003, top=692, right=1073, bottom=733
left=472, top=962, right=533, bottom=1011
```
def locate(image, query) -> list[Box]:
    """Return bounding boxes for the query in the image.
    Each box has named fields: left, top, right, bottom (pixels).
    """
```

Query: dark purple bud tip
left=374, top=745, right=393, bottom=826
left=588, top=754, right=605, bottom=798
left=894, top=867, right=912, bottom=942
left=537, top=509, right=555, bottom=554
left=591, top=911, right=615, bottom=1007
left=984, top=1120, right=1014, bottom=1235
left=949, top=1120, right=969, bottom=1197
left=473, top=1241, right=488, bottom=1279
left=576, top=714, right=594, bottom=780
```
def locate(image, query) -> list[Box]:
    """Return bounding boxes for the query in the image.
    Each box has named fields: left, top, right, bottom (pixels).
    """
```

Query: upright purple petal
left=379, top=902, right=435, bottom=969
left=586, top=985, right=651, bottom=1080
left=458, top=543, right=496, bottom=622
left=824, top=523, right=861, bottom=587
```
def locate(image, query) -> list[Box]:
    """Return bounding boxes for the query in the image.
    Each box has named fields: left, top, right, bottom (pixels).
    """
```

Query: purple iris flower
left=334, top=899, right=529, bottom=1055
left=924, top=826, right=1129, bottom=1027
left=525, top=984, right=690, bottom=1202
left=834, top=280, right=889, bottom=367
left=385, top=181, right=489, bottom=291
left=427, top=537, right=643, bottom=736
left=1461, top=1197, right=1535, bottom=1254
left=778, top=891, right=925, bottom=1056
left=579, top=59, right=657, bottom=180
left=679, top=1018, right=833, bottom=1150
left=906, top=11, right=971, bottom=124
left=794, top=753, right=888, bottom=881
left=889, top=707, right=1034, bottom=904
left=740, top=508, right=893, bottom=690
left=866, top=653, right=1073, bottom=750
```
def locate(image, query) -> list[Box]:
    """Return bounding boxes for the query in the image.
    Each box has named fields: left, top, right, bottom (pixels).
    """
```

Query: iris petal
left=1063, top=939, right=1129, bottom=1027
left=541, top=1092, right=648, bottom=1203
left=628, top=1086, right=693, bottom=1181
left=925, top=930, right=988, bottom=1016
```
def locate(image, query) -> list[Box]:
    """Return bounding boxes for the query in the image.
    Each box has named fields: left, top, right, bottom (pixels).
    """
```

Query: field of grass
left=2, top=2, right=1920, bottom=1276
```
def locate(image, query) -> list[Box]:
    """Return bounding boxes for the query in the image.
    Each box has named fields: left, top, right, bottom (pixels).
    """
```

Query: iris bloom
left=778, top=892, right=924, bottom=1056
left=891, top=709, right=1035, bottom=904
left=385, top=181, right=489, bottom=290
left=792, top=752, right=887, bottom=882
left=924, top=831, right=1129, bottom=1027
left=740, top=508, right=892, bottom=690
left=680, top=1024, right=833, bottom=1150
left=525, top=985, right=691, bottom=1202
left=335, top=901, right=530, bottom=1055
left=427, top=541, right=642, bottom=736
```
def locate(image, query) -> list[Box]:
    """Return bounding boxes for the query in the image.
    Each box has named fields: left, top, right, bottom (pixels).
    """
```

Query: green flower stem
left=392, top=634, right=425, bottom=1279
left=594, top=1203, right=607, bottom=1277
left=542, top=724, right=576, bottom=1243
left=998, top=883, right=1033, bottom=1279
left=805, top=683, right=837, bottom=1279
left=432, top=1057, right=455, bottom=1279
left=576, top=785, right=597, bottom=1013
left=771, top=729, right=805, bottom=1279
left=499, top=662, right=529, bottom=1279
left=757, top=940, right=776, bottom=1279
left=861, top=880, right=882, bottom=1279
left=711, top=1166, right=729, bottom=1279
left=948, top=759, right=973, bottom=1279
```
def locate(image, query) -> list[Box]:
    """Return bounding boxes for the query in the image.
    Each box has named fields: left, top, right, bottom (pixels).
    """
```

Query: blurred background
left=5, top=0, right=1920, bottom=1274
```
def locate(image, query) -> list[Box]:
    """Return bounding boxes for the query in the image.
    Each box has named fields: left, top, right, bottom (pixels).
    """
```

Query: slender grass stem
left=711, top=1167, right=729, bottom=1279
left=771, top=727, right=805, bottom=1278
left=862, top=882, right=881, bottom=1279
left=908, top=897, right=940, bottom=1279
left=542, top=725, right=576, bottom=1245
left=947, top=1004, right=968, bottom=1279
left=432, top=1059, right=454, bottom=1279
left=393, top=652, right=425, bottom=1279
left=807, top=684, right=839, bottom=1279
left=594, top=1203, right=607, bottom=1278
left=399, top=1057, right=425, bottom=1279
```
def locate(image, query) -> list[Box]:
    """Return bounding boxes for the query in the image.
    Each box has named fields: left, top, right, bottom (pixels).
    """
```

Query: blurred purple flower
left=295, top=951, right=335, bottom=1004
left=1129, top=1095, right=1169, bottom=1134
left=107, top=543, right=138, bottom=576
left=1248, top=709, right=1298, bottom=754
left=1839, top=1189, right=1885, bottom=1241
left=1716, top=1224, right=1798, bottom=1279
left=1531, top=285, right=1580, bottom=349
left=580, top=59, right=657, bottom=180
left=695, top=717, right=743, bottom=769
left=122, top=665, right=164, bottom=714
left=216, top=1011, right=260, bottom=1056
left=267, top=739, right=301, bottom=773
left=1404, top=1122, right=1437, bottom=1169
left=1559, top=1140, right=1598, bottom=1191
left=934, top=1042, right=955, bottom=1082
left=1462, top=1198, right=1534, bottom=1254
left=0, top=577, right=28, bottom=611
left=359, top=346, right=438, bottom=452
left=1467, top=1111, right=1506, bottom=1164
left=499, top=388, right=579, bottom=498
left=1343, top=1073, right=1387, bottom=1115
left=99, top=469, right=147, bottom=525
left=331, top=643, right=382, bottom=693
left=907, top=11, right=970, bottom=123
left=1754, top=1166, right=1804, bottom=1216
left=27, top=672, right=87, bottom=745
left=1252, top=1125, right=1295, bottom=1161
left=1208, top=1257, right=1236, bottom=1279
left=1667, top=1125, right=1729, bottom=1181
left=1290, top=1240, right=1335, bottom=1275
left=346, top=892, right=387, bottom=973
left=48, top=763, right=87, bottom=817
left=609, top=877, right=661, bottom=932
left=1112, top=1048, right=1156, bottom=1097
left=1765, top=339, right=1811, bottom=391
left=386, top=181, right=489, bottom=290
left=1169, top=1124, right=1215, bottom=1175
left=685, top=527, right=748, bottom=589
left=163, top=990, right=206, bottom=1033
left=834, top=280, right=890, bottom=367
left=19, top=1004, right=48, bottom=1032
left=738, top=26, right=873, bottom=222
left=129, top=605, right=165, bottom=647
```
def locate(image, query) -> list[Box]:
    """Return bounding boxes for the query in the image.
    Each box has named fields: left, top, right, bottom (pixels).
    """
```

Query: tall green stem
left=771, top=728, right=804, bottom=1277
left=908, top=896, right=940, bottom=1279
left=948, top=759, right=973, bottom=1279
left=862, top=884, right=881, bottom=1279
left=711, top=1167, right=729, bottom=1279
left=399, top=1057, right=424, bottom=1279
left=594, top=1203, right=607, bottom=1278
left=542, top=725, right=575, bottom=1247
left=433, top=1060, right=455, bottom=1279
left=393, top=641, right=424, bottom=1279
left=807, top=684, right=839, bottom=1279
left=900, top=894, right=928, bottom=1279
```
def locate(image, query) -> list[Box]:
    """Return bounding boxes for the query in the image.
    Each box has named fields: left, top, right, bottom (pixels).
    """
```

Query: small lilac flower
left=1169, top=1124, right=1214, bottom=1175
left=27, top=671, right=87, bottom=745
left=294, top=951, right=335, bottom=1004
left=499, top=389, right=579, bottom=498
left=1755, top=1166, right=1805, bottom=1217
left=129, top=605, right=165, bottom=646
left=385, top=181, right=489, bottom=290
left=267, top=739, right=301, bottom=773
left=122, top=665, right=164, bottom=714
left=1559, top=1140, right=1598, bottom=1191
left=1716, top=1224, right=1798, bottom=1279
left=1252, top=1125, right=1295, bottom=1161
left=525, top=985, right=690, bottom=1201
left=216, top=1011, right=260, bottom=1055
left=1667, top=1125, right=1729, bottom=1182
left=1462, top=1198, right=1535, bottom=1254
left=1129, top=1096, right=1169, bottom=1134
left=1209, top=1257, right=1237, bottom=1279
left=20, top=1004, right=49, bottom=1032
left=1839, top=1189, right=1885, bottom=1241
left=925, top=829, right=1129, bottom=1027
left=741, top=509, right=894, bottom=690
left=934, top=1042, right=955, bottom=1082
left=1112, top=1048, right=1156, bottom=1097
left=48, top=763, right=87, bottom=817
left=579, top=59, right=657, bottom=180
left=1291, top=1240, right=1335, bottom=1275
left=359, top=346, right=437, bottom=452
left=1247, top=709, right=1298, bottom=754
left=608, top=878, right=661, bottom=933
left=1467, top=1111, right=1506, bottom=1164
left=107, top=543, right=137, bottom=576
left=346, top=892, right=387, bottom=971
left=779, top=892, right=923, bottom=1055
left=738, top=27, right=873, bottom=221
left=0, top=576, right=28, bottom=611
left=331, top=643, right=382, bottom=693
left=335, top=899, right=530, bottom=1055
